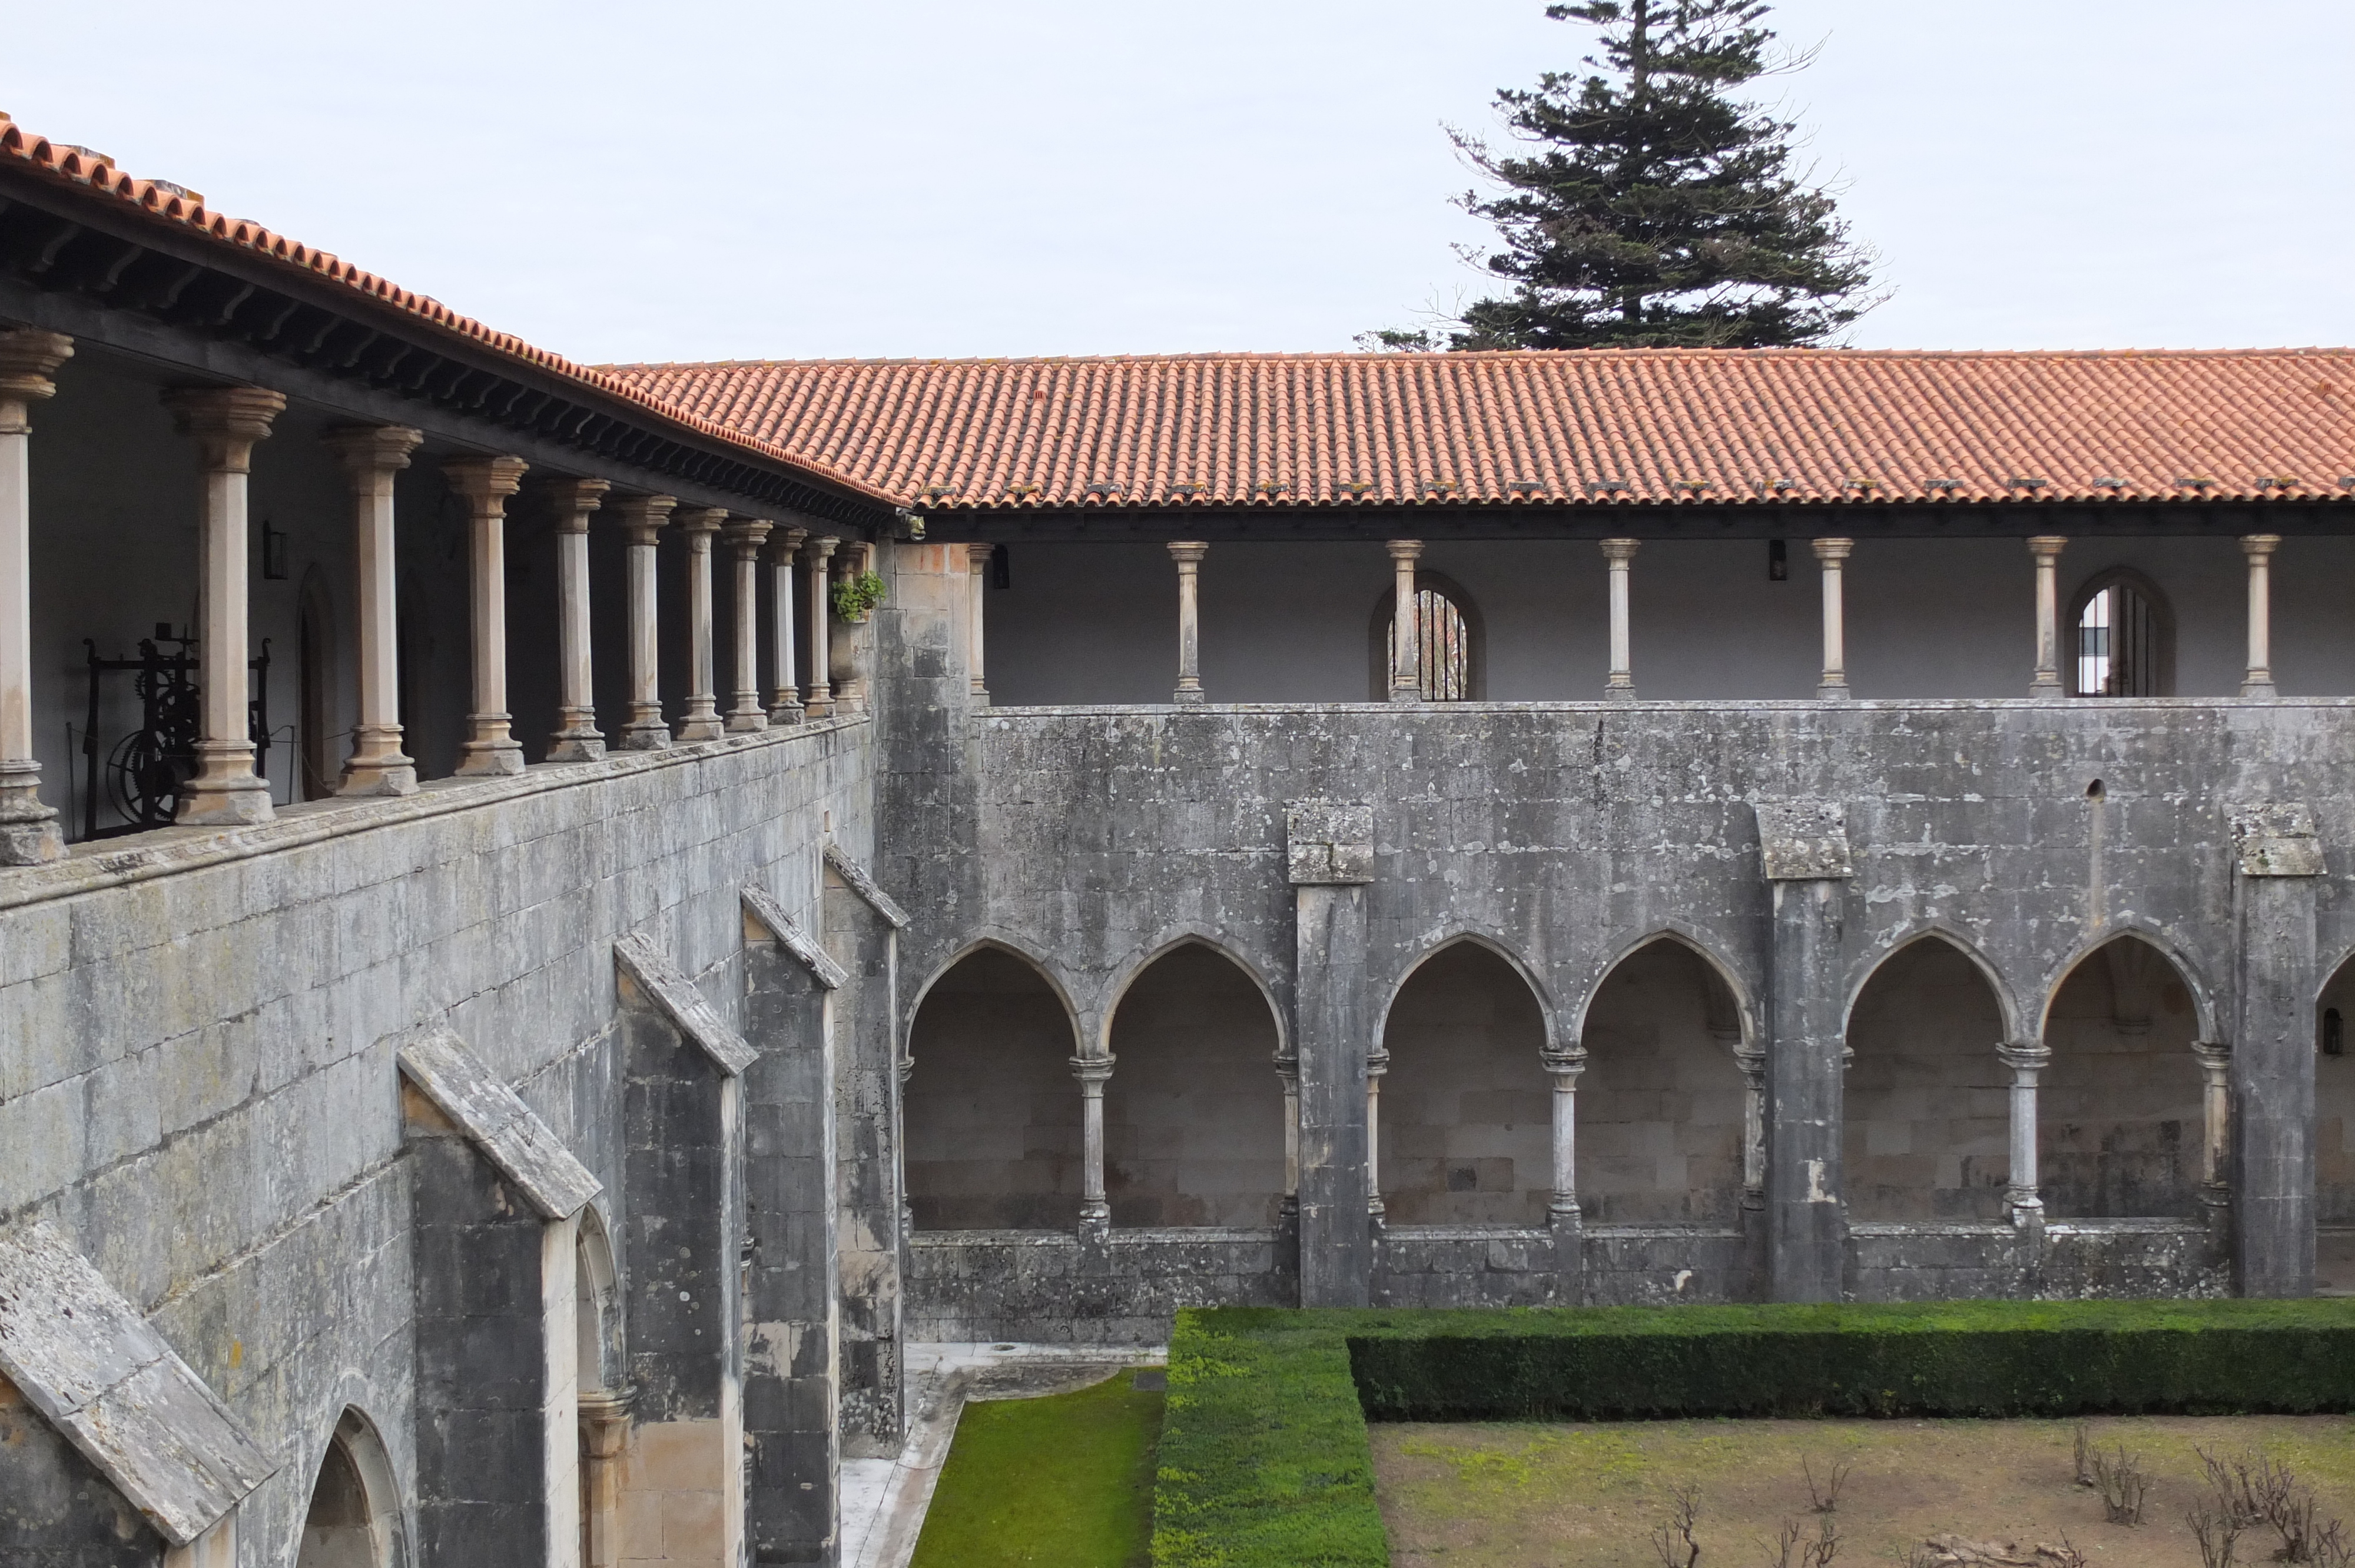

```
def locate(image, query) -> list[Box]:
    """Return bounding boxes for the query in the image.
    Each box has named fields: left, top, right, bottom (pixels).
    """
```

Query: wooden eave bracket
left=742, top=886, right=848, bottom=990
left=396, top=1026, right=602, bottom=1220
left=612, top=931, right=758, bottom=1077
left=0, top=1221, right=277, bottom=1547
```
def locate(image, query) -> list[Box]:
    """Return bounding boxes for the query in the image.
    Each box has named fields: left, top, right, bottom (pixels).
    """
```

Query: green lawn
left=910, top=1369, right=1165, bottom=1568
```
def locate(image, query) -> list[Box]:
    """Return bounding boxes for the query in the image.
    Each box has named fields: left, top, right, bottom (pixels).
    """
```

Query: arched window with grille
left=2071, top=570, right=2173, bottom=697
left=1370, top=572, right=1481, bottom=700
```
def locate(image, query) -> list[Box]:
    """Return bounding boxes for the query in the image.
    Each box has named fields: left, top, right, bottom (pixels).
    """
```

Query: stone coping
left=1850, top=1218, right=2204, bottom=1236
left=910, top=1227, right=1280, bottom=1247
left=980, top=697, right=2355, bottom=717
left=0, top=714, right=865, bottom=915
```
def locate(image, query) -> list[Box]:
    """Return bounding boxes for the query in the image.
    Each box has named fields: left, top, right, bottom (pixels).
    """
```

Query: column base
left=1605, top=682, right=1637, bottom=702
left=769, top=700, right=805, bottom=726
left=804, top=693, right=834, bottom=719
left=616, top=728, right=672, bottom=752
left=337, top=757, right=420, bottom=797
left=1816, top=682, right=1850, bottom=702
left=2241, top=679, right=2278, bottom=699
left=545, top=736, right=606, bottom=763
left=969, top=680, right=990, bottom=705
left=724, top=710, right=769, bottom=734
left=1172, top=687, right=1206, bottom=706
left=676, top=712, right=725, bottom=742
left=175, top=775, right=274, bottom=826
left=2029, top=677, right=2064, bottom=696
left=453, top=740, right=526, bottom=776
left=0, top=813, right=65, bottom=866
left=1388, top=685, right=1422, bottom=705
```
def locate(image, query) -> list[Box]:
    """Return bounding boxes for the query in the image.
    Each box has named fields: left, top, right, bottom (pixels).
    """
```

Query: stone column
left=1387, top=539, right=1424, bottom=702
left=831, top=542, right=875, bottom=716
left=1601, top=537, right=1638, bottom=700
left=768, top=527, right=807, bottom=725
left=803, top=536, right=838, bottom=718
left=1290, top=801, right=1374, bottom=1307
left=2028, top=536, right=2066, bottom=695
left=2231, top=803, right=2321, bottom=1295
left=967, top=542, right=993, bottom=703
left=1364, top=1045, right=1389, bottom=1218
left=1996, top=1041, right=2051, bottom=1221
left=725, top=518, right=772, bottom=733
left=674, top=507, right=727, bottom=740
left=1073, top=1055, right=1114, bottom=1229
left=2195, top=1039, right=2234, bottom=1250
left=542, top=477, right=610, bottom=762
left=0, top=330, right=71, bottom=862
left=1757, top=802, right=1852, bottom=1302
left=1813, top=537, right=1853, bottom=700
left=1726, top=1038, right=1764, bottom=1208
left=608, top=494, right=676, bottom=749
left=162, top=385, right=286, bottom=825
left=1168, top=541, right=1208, bottom=704
left=576, top=1392, right=632, bottom=1568
left=2242, top=534, right=2281, bottom=697
left=321, top=425, right=425, bottom=794
left=1544, top=1043, right=1587, bottom=1298
left=1276, top=1052, right=1301, bottom=1215
left=442, top=456, right=531, bottom=776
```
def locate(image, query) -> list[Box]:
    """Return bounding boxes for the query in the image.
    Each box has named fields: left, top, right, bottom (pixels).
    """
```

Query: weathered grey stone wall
left=0, top=719, right=870, bottom=1566
left=1845, top=939, right=2011, bottom=1221
left=1378, top=942, right=1552, bottom=1226
left=1579, top=941, right=1747, bottom=1224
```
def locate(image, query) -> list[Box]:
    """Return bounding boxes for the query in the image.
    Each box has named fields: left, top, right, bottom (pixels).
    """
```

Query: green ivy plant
left=832, top=570, right=886, bottom=622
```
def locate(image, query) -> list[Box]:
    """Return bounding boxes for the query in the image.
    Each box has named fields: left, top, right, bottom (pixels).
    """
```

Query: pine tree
left=1382, top=1, right=1876, bottom=351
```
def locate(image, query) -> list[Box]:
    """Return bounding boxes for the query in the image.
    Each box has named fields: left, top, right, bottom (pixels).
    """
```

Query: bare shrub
left=2090, top=1443, right=2147, bottom=1525
left=1802, top=1456, right=1851, bottom=1514
left=2197, top=1444, right=2286, bottom=1529
left=2189, top=1497, right=2243, bottom=1568
left=2042, top=1538, right=2088, bottom=1568
left=2195, top=1444, right=2355, bottom=1563
left=1650, top=1482, right=1701, bottom=1568
left=1760, top=1516, right=1839, bottom=1567
left=2072, top=1424, right=2095, bottom=1487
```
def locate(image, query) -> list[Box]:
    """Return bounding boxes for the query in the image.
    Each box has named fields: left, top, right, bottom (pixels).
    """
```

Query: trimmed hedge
left=1150, top=1300, right=2355, bottom=1568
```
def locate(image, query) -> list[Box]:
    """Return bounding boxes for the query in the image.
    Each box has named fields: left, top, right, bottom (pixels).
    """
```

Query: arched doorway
left=296, top=1410, right=400, bottom=1568
left=1844, top=937, right=2011, bottom=1221
left=2071, top=569, right=2173, bottom=697
left=575, top=1212, right=628, bottom=1568
left=2040, top=935, right=2204, bottom=1217
left=904, top=946, right=1083, bottom=1229
left=1102, top=942, right=1286, bottom=1227
left=1577, top=939, right=1749, bottom=1224
left=2319, top=954, right=2355, bottom=1291
left=1377, top=941, right=1551, bottom=1225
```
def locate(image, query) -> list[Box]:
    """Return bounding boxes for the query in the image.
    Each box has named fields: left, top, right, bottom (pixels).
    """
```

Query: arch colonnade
left=0, top=328, right=865, bottom=862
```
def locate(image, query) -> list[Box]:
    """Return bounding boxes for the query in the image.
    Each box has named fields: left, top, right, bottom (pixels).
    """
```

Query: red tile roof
left=606, top=350, right=2355, bottom=512
left=0, top=113, right=891, bottom=507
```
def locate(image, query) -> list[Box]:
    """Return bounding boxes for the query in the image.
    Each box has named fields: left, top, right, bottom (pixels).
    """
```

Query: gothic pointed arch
left=1843, top=931, right=2012, bottom=1221
left=297, top=1408, right=403, bottom=1568
left=2038, top=931, right=2207, bottom=1218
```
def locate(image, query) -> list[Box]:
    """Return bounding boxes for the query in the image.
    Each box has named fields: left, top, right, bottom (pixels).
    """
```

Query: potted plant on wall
left=830, top=566, right=886, bottom=712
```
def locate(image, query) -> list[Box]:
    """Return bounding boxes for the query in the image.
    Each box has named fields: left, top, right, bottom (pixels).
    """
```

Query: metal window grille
left=1391, top=587, right=1471, bottom=701
left=2077, top=584, right=2159, bottom=697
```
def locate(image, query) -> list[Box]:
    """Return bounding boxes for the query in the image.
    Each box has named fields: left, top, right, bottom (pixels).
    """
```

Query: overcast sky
left=6, top=1, right=2351, bottom=363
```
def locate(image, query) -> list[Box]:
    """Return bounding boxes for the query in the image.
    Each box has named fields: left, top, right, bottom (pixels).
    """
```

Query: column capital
left=162, top=384, right=287, bottom=468
left=675, top=505, right=728, bottom=540
left=967, top=542, right=995, bottom=570
left=1810, top=536, right=1854, bottom=563
left=2193, top=1039, right=2233, bottom=1074
left=804, top=534, right=841, bottom=564
left=769, top=525, right=811, bottom=563
left=606, top=492, right=677, bottom=544
left=1365, top=1045, right=1391, bottom=1079
left=441, top=454, right=529, bottom=506
left=1995, top=1041, right=2052, bottom=1074
left=2026, top=534, right=2068, bottom=562
left=0, top=328, right=74, bottom=404
left=1166, top=539, right=1209, bottom=566
left=322, top=424, right=423, bottom=478
left=2241, top=533, right=2283, bottom=559
left=1069, top=1054, right=1116, bottom=1087
left=537, top=476, right=611, bottom=531
left=724, top=517, right=773, bottom=555
left=1600, top=536, right=1640, bottom=563
left=1540, top=1046, right=1588, bottom=1078
left=1385, top=538, right=1424, bottom=563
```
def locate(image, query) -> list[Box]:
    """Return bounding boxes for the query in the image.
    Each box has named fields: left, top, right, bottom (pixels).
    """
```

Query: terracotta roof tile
left=0, top=113, right=890, bottom=507
left=606, top=350, right=2355, bottom=512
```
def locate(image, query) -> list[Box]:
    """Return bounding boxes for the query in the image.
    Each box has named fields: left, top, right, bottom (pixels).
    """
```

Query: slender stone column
left=1387, top=539, right=1424, bottom=702
left=967, top=542, right=993, bottom=702
left=0, top=330, right=71, bottom=862
left=2231, top=803, right=2320, bottom=1295
left=607, top=494, right=676, bottom=749
left=1601, top=537, right=1638, bottom=700
left=832, top=542, right=875, bottom=715
left=1290, top=801, right=1374, bottom=1306
left=576, top=1391, right=633, bottom=1568
left=1364, top=1045, right=1389, bottom=1217
left=440, top=457, right=530, bottom=776
left=2195, top=1039, right=2233, bottom=1214
left=1757, top=801, right=1852, bottom=1301
left=1728, top=1038, right=1766, bottom=1208
left=541, top=477, right=610, bottom=762
left=1169, top=540, right=1208, bottom=704
left=320, top=426, right=426, bottom=793
left=768, top=527, right=807, bottom=724
left=1276, top=1053, right=1301, bottom=1215
left=2241, top=534, right=2281, bottom=697
left=674, top=507, right=727, bottom=740
left=803, top=536, right=838, bottom=718
left=1072, top=1054, right=1114, bottom=1227
left=1543, top=1045, right=1586, bottom=1220
left=1813, top=537, right=1853, bottom=700
left=724, top=518, right=772, bottom=733
left=162, top=385, right=286, bottom=825
left=1996, top=1041, right=2051, bottom=1220
left=2028, top=536, right=2067, bottom=695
